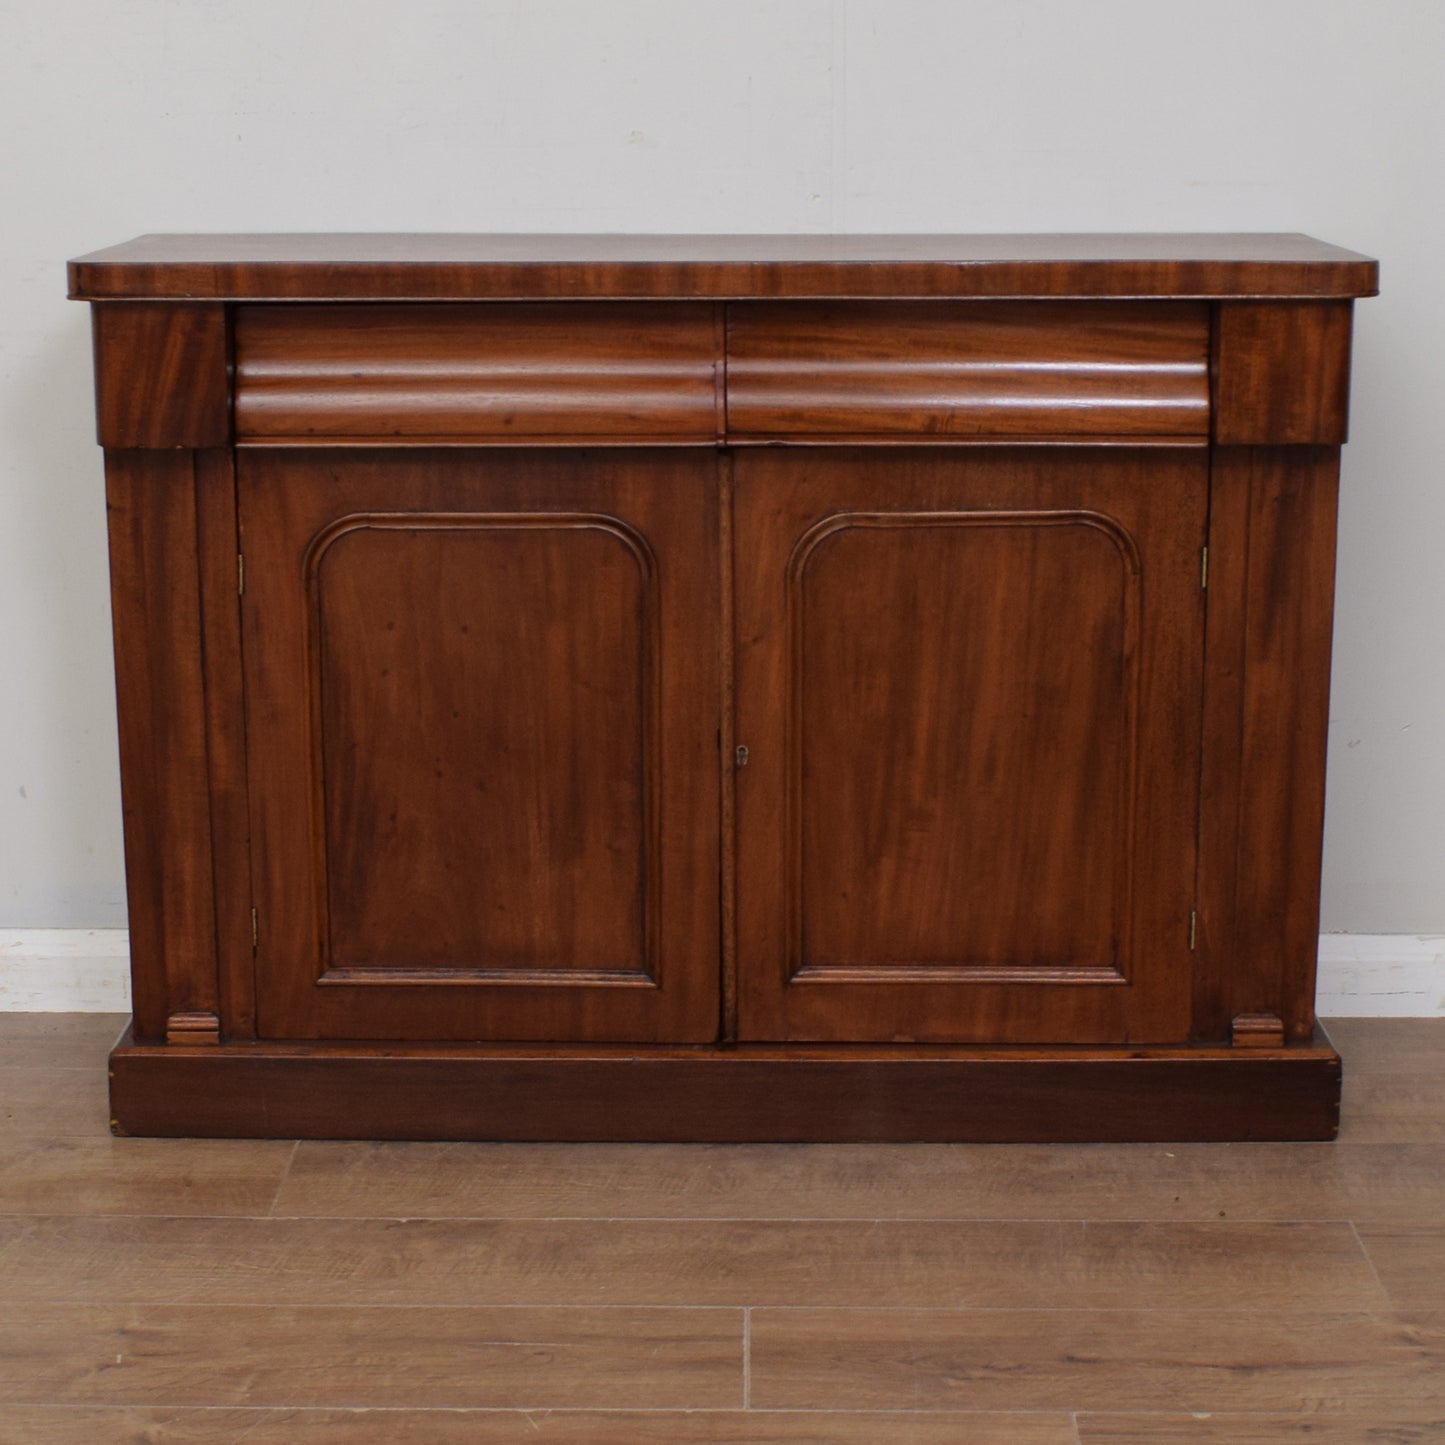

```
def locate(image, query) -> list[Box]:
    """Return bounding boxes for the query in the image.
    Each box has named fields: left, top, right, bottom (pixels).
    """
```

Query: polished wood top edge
left=229, top=436, right=1213, bottom=449
left=68, top=233, right=1379, bottom=300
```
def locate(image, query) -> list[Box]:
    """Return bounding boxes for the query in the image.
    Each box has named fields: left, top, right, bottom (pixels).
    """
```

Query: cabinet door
left=734, top=448, right=1207, bottom=1044
left=239, top=449, right=719, bottom=1042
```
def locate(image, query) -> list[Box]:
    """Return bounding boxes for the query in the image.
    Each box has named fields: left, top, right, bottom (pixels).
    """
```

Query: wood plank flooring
left=0, top=1013, right=1441, bottom=1442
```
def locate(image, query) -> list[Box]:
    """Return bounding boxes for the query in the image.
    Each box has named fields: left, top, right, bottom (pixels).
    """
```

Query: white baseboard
left=0, top=929, right=1441, bottom=1017
left=1315, top=933, right=1445, bottom=1018
left=0, top=929, right=131, bottom=1011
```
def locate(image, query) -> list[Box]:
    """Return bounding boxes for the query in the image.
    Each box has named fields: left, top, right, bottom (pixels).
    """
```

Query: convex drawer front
left=233, top=300, right=1211, bottom=446
left=726, top=301, right=1210, bottom=441
left=233, top=303, right=723, bottom=445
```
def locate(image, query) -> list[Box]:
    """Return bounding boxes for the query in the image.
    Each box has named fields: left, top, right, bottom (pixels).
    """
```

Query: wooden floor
left=0, top=1016, right=1442, bottom=1442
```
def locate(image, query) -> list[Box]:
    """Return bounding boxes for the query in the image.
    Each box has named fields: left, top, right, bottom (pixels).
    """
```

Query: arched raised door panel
left=734, top=448, right=1208, bottom=1045
left=303, top=512, right=660, bottom=986
left=785, top=507, right=1143, bottom=985
left=238, top=449, right=721, bottom=1043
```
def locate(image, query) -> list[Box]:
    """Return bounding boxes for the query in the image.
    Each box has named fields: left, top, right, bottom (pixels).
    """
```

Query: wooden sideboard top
left=68, top=233, right=1378, bottom=302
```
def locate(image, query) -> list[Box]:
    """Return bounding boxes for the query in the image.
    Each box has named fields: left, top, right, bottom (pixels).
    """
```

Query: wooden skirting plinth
left=109, top=1031, right=1341, bottom=1143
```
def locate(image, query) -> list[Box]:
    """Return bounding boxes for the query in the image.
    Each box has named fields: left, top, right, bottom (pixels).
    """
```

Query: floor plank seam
left=0, top=1303, right=1415, bottom=1315
left=1349, top=1217, right=1398, bottom=1306
left=265, top=1141, right=299, bottom=1218
left=0, top=1404, right=1122, bottom=1415
left=0, top=1064, right=113, bottom=1073
left=742, top=1305, right=751, bottom=1409
left=0, top=1206, right=1392, bottom=1226
left=1, top=1209, right=1380, bottom=1222
left=249, top=1212, right=1373, bottom=1225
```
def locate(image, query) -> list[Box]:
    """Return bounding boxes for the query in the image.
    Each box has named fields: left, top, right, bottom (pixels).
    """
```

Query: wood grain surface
left=103, top=452, right=220, bottom=1042
left=77, top=242, right=1372, bottom=1152
left=77, top=243, right=1372, bottom=1159
left=0, top=1137, right=294, bottom=1216
left=0, top=1013, right=126, bottom=1068
left=1357, top=1229, right=1445, bottom=1316
left=194, top=450, right=257, bottom=1040
left=1213, top=300, right=1355, bottom=444
left=0, top=1068, right=109, bottom=1137
left=0, top=1216, right=1386, bottom=1311
left=0, top=1408, right=1076, bottom=1445
left=1195, top=447, right=1341, bottom=1042
left=1, top=1015, right=1441, bottom=1441
left=234, top=303, right=720, bottom=443
left=237, top=449, right=720, bottom=1043
left=89, top=303, right=229, bottom=448
left=260, top=1131, right=1445, bottom=1223
left=105, top=1036, right=1342, bottom=1141
left=747, top=1308, right=1445, bottom=1413
left=727, top=301, right=1209, bottom=439
left=0, top=1304, right=742, bottom=1409
left=68, top=232, right=1380, bottom=300
left=733, top=447, right=1206, bottom=1045
left=1077, top=1417, right=1445, bottom=1443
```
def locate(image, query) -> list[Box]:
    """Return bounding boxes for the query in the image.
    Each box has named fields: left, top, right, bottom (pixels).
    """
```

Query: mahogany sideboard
left=69, top=233, right=1378, bottom=1141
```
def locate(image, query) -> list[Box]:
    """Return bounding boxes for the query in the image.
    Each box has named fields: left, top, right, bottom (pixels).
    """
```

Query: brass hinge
left=238, top=553, right=245, bottom=596
left=1188, top=910, right=1197, bottom=951
left=1200, top=546, right=1209, bottom=590
left=250, top=906, right=258, bottom=949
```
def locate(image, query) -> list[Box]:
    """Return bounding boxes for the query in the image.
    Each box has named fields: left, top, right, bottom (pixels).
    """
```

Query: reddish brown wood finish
left=1213, top=302, right=1355, bottom=444
left=1196, top=448, right=1342, bottom=1043
left=718, top=452, right=740, bottom=1044
left=103, top=451, right=220, bottom=1042
left=194, top=450, right=257, bottom=1040
left=1192, top=450, right=1253, bottom=1044
left=1233, top=1013, right=1288, bottom=1049
left=73, top=234, right=1374, bottom=1140
left=234, top=304, right=721, bottom=444
left=238, top=449, right=720, bottom=1043
left=106, top=1030, right=1343, bottom=1142
left=734, top=448, right=1207, bottom=1044
left=69, top=233, right=1378, bottom=301
left=165, top=1010, right=221, bottom=1046
left=727, top=302, right=1209, bottom=440
left=90, top=303, right=229, bottom=448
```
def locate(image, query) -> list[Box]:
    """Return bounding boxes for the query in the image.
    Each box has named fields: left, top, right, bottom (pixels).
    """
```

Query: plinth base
left=109, top=1028, right=1342, bottom=1142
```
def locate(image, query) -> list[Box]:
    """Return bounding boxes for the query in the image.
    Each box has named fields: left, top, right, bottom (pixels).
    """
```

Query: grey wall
left=1, top=0, right=1440, bottom=931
